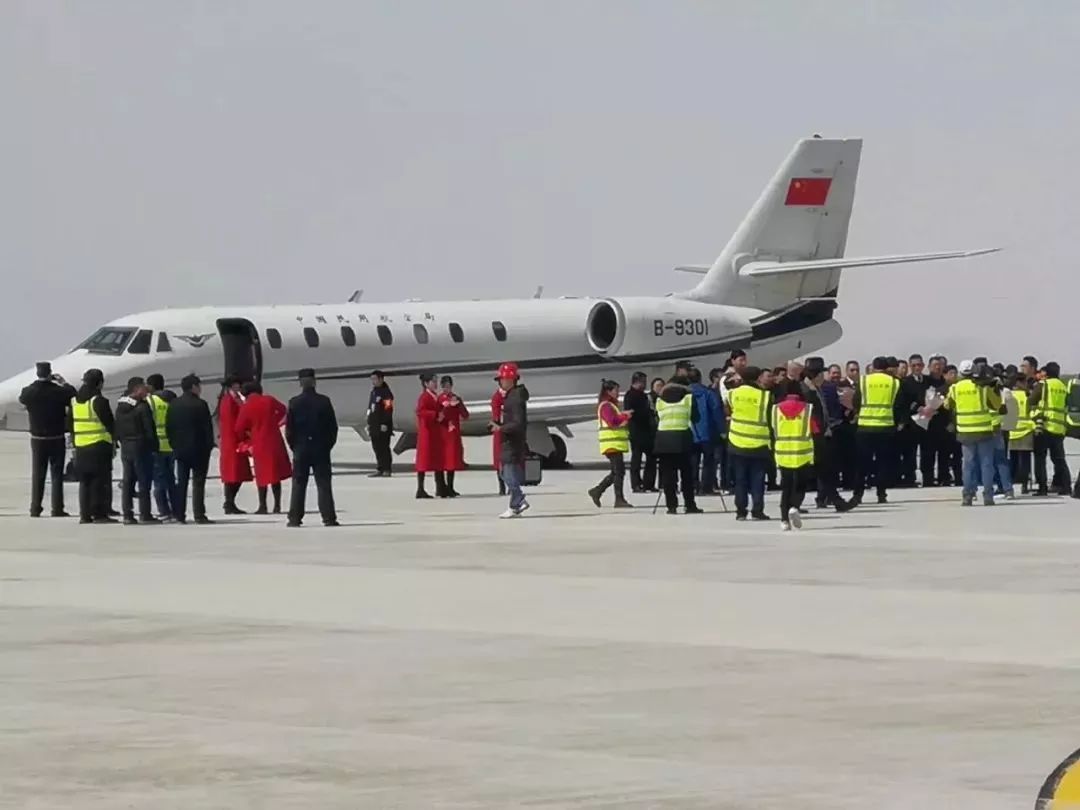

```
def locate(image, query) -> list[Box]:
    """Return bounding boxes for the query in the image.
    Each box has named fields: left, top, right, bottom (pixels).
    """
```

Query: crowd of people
left=20, top=363, right=341, bottom=527
left=579, top=350, right=1080, bottom=527
left=14, top=349, right=1080, bottom=528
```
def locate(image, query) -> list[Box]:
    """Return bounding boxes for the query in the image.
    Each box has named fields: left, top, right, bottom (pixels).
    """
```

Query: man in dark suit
left=366, top=370, right=395, bottom=477
left=897, top=353, right=931, bottom=487
left=19, top=361, right=77, bottom=517
left=286, top=368, right=339, bottom=527
left=166, top=374, right=216, bottom=524
left=623, top=371, right=655, bottom=492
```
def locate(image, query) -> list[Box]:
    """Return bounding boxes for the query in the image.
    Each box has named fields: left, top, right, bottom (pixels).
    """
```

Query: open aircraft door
left=216, top=318, right=263, bottom=384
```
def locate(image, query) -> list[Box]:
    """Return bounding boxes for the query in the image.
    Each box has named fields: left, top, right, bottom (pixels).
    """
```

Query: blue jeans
left=121, top=451, right=155, bottom=519
left=691, top=442, right=717, bottom=492
left=961, top=438, right=996, bottom=501
left=152, top=452, right=177, bottom=517
left=991, top=433, right=1013, bottom=495
left=500, top=463, right=526, bottom=512
left=732, top=453, right=767, bottom=516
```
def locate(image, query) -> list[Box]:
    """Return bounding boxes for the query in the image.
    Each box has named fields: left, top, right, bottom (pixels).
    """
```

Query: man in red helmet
left=490, top=362, right=530, bottom=518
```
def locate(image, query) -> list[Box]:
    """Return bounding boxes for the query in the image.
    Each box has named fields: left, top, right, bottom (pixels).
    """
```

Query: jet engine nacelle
left=585, top=297, right=753, bottom=359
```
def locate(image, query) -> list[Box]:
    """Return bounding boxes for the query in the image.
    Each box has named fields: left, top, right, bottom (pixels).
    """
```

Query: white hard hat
left=959, top=359, right=975, bottom=376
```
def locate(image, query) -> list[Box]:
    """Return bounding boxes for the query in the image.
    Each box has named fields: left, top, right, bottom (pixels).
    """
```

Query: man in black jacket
left=896, top=353, right=930, bottom=487
left=71, top=368, right=117, bottom=524
left=623, top=371, right=654, bottom=493
left=19, top=361, right=76, bottom=517
left=166, top=374, right=215, bottom=524
left=802, top=359, right=854, bottom=513
left=366, top=370, right=395, bottom=477
left=114, top=376, right=160, bottom=525
left=286, top=368, right=339, bottom=527
left=923, top=356, right=952, bottom=486
left=491, top=362, right=530, bottom=518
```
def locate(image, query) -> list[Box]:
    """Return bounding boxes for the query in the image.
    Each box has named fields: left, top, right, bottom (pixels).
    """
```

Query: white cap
left=959, top=359, right=975, bottom=376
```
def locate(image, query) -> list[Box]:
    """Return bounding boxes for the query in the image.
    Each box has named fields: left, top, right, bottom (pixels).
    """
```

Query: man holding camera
left=18, top=361, right=77, bottom=517
left=944, top=359, right=1009, bottom=506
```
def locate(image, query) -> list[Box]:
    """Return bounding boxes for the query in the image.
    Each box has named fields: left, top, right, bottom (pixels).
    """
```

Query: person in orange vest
left=588, top=379, right=634, bottom=509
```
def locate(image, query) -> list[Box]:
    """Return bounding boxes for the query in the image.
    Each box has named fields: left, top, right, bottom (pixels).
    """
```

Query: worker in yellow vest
left=725, top=365, right=772, bottom=520
left=653, top=374, right=702, bottom=515
left=1029, top=361, right=1072, bottom=496
left=1008, top=369, right=1034, bottom=494
left=588, top=379, right=634, bottom=509
left=771, top=385, right=814, bottom=531
left=944, top=360, right=1005, bottom=506
left=851, top=356, right=900, bottom=505
left=70, top=368, right=117, bottom=524
left=146, top=373, right=178, bottom=520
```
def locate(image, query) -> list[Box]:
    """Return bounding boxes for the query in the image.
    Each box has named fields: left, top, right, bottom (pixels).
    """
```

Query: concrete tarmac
left=2, top=431, right=1080, bottom=809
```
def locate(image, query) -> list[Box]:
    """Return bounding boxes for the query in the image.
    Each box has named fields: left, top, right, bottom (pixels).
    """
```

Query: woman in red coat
left=217, top=376, right=253, bottom=514
left=491, top=384, right=507, bottom=495
left=235, top=382, right=292, bottom=514
left=414, top=373, right=444, bottom=499
left=437, top=375, right=469, bottom=498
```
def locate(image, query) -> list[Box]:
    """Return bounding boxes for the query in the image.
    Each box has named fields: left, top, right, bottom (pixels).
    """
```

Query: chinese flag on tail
left=785, top=177, right=832, bottom=206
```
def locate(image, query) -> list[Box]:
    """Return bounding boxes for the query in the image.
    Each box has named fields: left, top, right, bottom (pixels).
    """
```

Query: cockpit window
left=75, top=327, right=137, bottom=355
left=127, top=329, right=153, bottom=355
left=156, top=332, right=172, bottom=353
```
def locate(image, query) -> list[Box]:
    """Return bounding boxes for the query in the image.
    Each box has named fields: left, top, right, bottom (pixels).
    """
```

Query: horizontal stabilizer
left=738, top=248, right=1000, bottom=278
left=674, top=265, right=711, bottom=275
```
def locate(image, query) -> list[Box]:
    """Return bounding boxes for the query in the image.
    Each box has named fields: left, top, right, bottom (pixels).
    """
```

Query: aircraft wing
left=463, top=393, right=599, bottom=428
left=737, top=248, right=1000, bottom=277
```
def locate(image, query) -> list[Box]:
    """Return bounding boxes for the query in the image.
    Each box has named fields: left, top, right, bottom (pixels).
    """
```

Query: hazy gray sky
left=3, top=1, right=1078, bottom=376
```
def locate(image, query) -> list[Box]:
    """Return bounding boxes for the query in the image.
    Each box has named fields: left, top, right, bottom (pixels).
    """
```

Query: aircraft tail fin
left=685, top=137, right=863, bottom=311
left=683, top=137, right=998, bottom=313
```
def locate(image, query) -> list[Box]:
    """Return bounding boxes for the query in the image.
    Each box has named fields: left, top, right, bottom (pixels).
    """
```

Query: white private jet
left=0, top=137, right=997, bottom=464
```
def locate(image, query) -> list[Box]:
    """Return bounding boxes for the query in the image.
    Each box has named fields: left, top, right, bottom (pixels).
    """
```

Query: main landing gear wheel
left=544, top=433, right=568, bottom=469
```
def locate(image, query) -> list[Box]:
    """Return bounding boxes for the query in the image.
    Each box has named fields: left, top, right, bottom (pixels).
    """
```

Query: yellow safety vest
left=1010, top=389, right=1034, bottom=442
left=1067, top=379, right=1080, bottom=432
left=149, top=393, right=172, bottom=452
left=656, top=395, right=692, bottom=432
left=771, top=405, right=813, bottom=469
left=947, top=379, right=993, bottom=435
left=597, top=401, right=630, bottom=455
left=857, top=372, right=899, bottom=429
left=71, top=396, right=112, bottom=448
left=728, top=386, right=771, bottom=451
left=1036, top=378, right=1068, bottom=436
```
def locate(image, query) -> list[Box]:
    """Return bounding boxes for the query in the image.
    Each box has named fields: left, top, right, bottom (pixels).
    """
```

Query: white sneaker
left=499, top=508, right=519, bottom=519
left=516, top=500, right=531, bottom=515
left=781, top=522, right=791, bottom=532
left=787, top=507, right=803, bottom=529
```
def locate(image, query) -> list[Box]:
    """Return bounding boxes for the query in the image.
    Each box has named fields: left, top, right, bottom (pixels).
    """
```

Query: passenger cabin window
left=76, top=327, right=136, bottom=355
left=491, top=321, right=508, bottom=342
left=266, top=328, right=282, bottom=349
left=448, top=322, right=464, bottom=343
left=341, top=326, right=356, bottom=347
left=127, top=329, right=153, bottom=355
left=377, top=325, right=393, bottom=346
left=413, top=324, right=429, bottom=344
left=303, top=327, right=320, bottom=348
left=156, top=332, right=172, bottom=353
